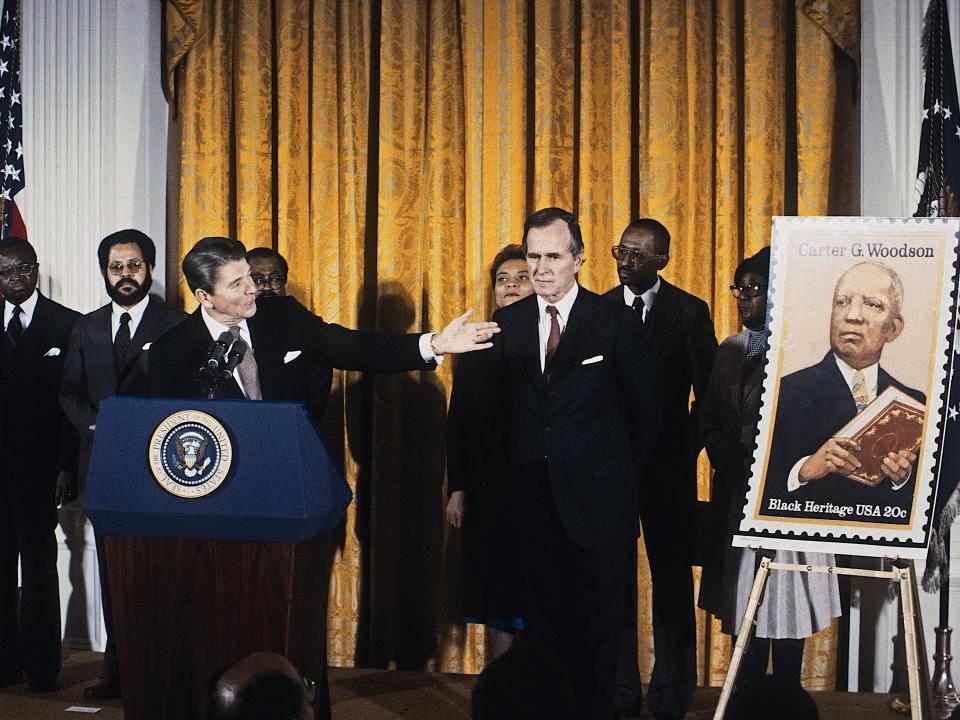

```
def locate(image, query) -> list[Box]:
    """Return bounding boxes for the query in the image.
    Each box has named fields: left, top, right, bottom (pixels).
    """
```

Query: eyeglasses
left=106, top=260, right=145, bottom=276
left=0, top=262, right=37, bottom=279
left=252, top=274, right=287, bottom=290
left=611, top=246, right=661, bottom=263
left=730, top=283, right=767, bottom=298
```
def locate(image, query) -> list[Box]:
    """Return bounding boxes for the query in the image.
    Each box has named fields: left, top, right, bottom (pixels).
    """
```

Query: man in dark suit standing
left=245, top=246, right=333, bottom=423
left=0, top=237, right=79, bottom=692
left=59, top=229, right=186, bottom=700
left=447, top=208, right=661, bottom=719
left=763, top=261, right=922, bottom=519
left=603, top=219, right=717, bottom=720
left=148, top=236, right=499, bottom=720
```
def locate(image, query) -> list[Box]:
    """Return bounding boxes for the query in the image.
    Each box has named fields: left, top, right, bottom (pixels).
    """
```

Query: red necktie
left=545, top=305, right=561, bottom=371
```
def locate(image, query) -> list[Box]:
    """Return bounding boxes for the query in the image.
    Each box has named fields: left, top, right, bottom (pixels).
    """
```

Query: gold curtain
left=164, top=0, right=859, bottom=687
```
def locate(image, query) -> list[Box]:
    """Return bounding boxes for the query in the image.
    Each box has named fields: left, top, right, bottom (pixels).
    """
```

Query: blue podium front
left=85, top=397, right=352, bottom=542
left=83, top=397, right=351, bottom=720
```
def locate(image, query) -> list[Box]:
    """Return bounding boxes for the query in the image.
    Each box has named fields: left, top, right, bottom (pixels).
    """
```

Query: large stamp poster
left=734, top=217, right=960, bottom=558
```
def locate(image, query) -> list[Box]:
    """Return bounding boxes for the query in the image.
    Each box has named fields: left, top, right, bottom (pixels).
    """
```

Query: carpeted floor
left=0, top=650, right=913, bottom=719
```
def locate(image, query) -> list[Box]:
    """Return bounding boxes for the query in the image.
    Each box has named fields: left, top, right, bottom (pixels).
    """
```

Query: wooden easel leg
left=899, top=562, right=929, bottom=720
left=713, top=551, right=774, bottom=720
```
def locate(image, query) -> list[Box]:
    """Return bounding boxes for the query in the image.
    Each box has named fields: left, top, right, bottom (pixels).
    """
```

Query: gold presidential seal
left=148, top=410, right=233, bottom=498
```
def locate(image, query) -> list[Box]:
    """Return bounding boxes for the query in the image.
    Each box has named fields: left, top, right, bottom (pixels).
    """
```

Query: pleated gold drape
left=163, top=0, right=859, bottom=688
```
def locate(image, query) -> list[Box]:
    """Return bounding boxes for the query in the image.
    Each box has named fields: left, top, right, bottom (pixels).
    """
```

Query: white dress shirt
left=111, top=295, right=151, bottom=341
left=622, top=276, right=660, bottom=323
left=4, top=288, right=38, bottom=331
left=537, top=283, right=579, bottom=371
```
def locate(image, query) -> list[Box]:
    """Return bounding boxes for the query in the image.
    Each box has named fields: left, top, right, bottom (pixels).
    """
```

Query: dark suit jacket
left=603, top=281, right=716, bottom=509
left=149, top=295, right=432, bottom=402
left=60, top=296, right=187, bottom=484
left=0, top=293, right=79, bottom=517
left=448, top=288, right=661, bottom=549
left=763, top=352, right=925, bottom=520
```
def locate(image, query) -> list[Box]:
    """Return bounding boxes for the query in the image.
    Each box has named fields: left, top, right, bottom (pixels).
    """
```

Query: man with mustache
left=602, top=219, right=716, bottom=720
left=245, top=246, right=332, bottom=422
left=59, top=229, right=186, bottom=699
left=0, top=236, right=79, bottom=693
left=764, top=261, right=924, bottom=519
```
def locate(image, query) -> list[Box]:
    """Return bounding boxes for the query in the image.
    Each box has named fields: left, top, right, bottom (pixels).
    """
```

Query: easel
left=713, top=549, right=932, bottom=720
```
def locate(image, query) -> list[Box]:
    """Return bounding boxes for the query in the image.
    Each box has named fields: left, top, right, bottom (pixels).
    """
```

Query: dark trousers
left=93, top=532, right=119, bottom=683
left=0, top=502, right=61, bottom=683
left=520, top=466, right=630, bottom=720
left=616, top=506, right=697, bottom=719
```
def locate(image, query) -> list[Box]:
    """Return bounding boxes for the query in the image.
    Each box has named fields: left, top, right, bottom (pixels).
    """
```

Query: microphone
left=222, top=338, right=247, bottom=375
left=202, top=331, right=234, bottom=371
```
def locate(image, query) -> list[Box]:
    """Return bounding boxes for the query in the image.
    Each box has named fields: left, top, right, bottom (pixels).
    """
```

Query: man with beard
left=0, top=236, right=79, bottom=692
left=603, top=219, right=716, bottom=720
left=245, top=247, right=332, bottom=422
left=59, top=228, right=185, bottom=699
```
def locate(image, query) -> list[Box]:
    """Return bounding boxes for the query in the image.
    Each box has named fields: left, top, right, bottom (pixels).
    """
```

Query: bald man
left=763, top=262, right=925, bottom=519
left=205, top=652, right=312, bottom=720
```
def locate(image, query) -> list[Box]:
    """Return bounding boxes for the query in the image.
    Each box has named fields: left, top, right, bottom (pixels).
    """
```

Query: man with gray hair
left=764, top=261, right=924, bottom=516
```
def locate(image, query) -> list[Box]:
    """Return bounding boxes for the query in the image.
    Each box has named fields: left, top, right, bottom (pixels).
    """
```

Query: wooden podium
left=85, top=398, right=351, bottom=720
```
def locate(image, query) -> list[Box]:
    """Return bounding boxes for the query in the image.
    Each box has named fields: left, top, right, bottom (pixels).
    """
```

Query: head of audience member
left=205, top=652, right=313, bottom=720
left=246, top=247, right=289, bottom=298
left=522, top=207, right=584, bottom=304
left=829, top=261, right=904, bottom=370
left=183, top=237, right=258, bottom=327
left=471, top=644, right=573, bottom=720
left=0, top=236, right=38, bottom=306
left=733, top=246, right=770, bottom=332
left=726, top=674, right=818, bottom=720
left=489, top=244, right=533, bottom=309
left=613, top=218, right=670, bottom=295
left=98, top=229, right=156, bottom=308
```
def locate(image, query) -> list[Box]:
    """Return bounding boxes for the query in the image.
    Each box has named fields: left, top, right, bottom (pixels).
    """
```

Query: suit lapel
left=548, top=290, right=594, bottom=380
left=14, top=294, right=51, bottom=378
left=644, top=281, right=680, bottom=355
left=117, top=300, right=163, bottom=383
left=90, top=305, right=118, bottom=387
left=518, top=298, right=543, bottom=395
left=248, top=310, right=281, bottom=399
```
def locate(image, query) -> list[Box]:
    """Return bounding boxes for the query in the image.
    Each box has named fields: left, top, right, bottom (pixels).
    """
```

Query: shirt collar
left=833, top=353, right=879, bottom=399
left=5, top=288, right=38, bottom=327
left=622, top=276, right=661, bottom=309
left=536, top=282, right=579, bottom=322
left=112, top=295, right=150, bottom=326
left=200, top=306, right=253, bottom=349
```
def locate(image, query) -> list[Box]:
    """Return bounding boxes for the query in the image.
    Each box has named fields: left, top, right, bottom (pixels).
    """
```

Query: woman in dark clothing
left=446, top=244, right=533, bottom=660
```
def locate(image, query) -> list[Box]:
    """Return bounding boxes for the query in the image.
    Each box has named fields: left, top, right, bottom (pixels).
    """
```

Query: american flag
left=0, top=0, right=24, bottom=238
left=918, top=0, right=960, bottom=591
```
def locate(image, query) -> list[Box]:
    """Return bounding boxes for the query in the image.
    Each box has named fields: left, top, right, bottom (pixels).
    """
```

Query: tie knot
left=12, top=305, right=21, bottom=317
left=545, top=305, right=558, bottom=319
left=228, top=325, right=241, bottom=339
left=119, top=312, right=131, bottom=326
left=632, top=295, right=645, bottom=312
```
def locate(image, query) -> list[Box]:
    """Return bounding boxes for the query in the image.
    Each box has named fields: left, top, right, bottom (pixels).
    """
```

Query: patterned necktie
left=851, top=369, right=869, bottom=412
left=229, top=325, right=262, bottom=400
left=114, top=312, right=131, bottom=371
left=544, top=305, right=561, bottom=371
left=6, top=304, right=22, bottom=348
left=632, top=294, right=645, bottom=326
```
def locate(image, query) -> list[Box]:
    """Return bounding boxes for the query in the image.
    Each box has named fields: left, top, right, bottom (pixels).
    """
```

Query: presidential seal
left=148, top=410, right=233, bottom=498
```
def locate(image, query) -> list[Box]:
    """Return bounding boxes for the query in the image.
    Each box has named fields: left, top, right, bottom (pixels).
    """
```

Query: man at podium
left=149, top=236, right=499, bottom=402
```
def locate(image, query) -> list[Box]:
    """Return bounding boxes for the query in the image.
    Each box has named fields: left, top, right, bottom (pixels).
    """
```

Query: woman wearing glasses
left=446, top=244, right=533, bottom=660
left=697, top=246, right=840, bottom=687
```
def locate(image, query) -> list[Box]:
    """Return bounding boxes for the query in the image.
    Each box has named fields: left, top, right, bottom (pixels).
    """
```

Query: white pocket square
left=283, top=350, right=302, bottom=364
left=581, top=355, right=603, bottom=365
left=141, top=342, right=152, bottom=350
left=44, top=347, right=61, bottom=357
